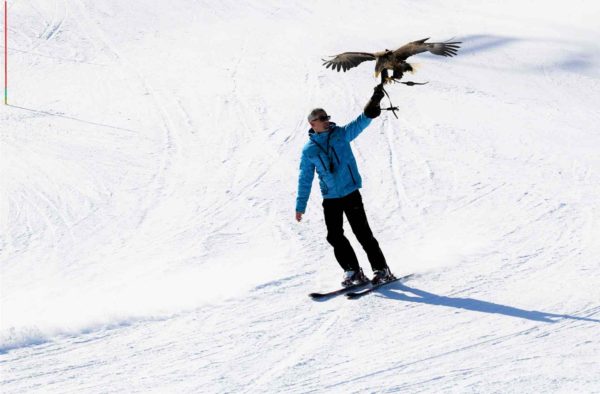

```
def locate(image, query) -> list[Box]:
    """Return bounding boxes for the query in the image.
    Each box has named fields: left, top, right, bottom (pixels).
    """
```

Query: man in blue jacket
left=295, top=84, right=394, bottom=287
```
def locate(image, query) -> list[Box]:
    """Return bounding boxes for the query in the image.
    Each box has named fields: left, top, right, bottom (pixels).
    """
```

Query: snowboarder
left=295, top=84, right=394, bottom=287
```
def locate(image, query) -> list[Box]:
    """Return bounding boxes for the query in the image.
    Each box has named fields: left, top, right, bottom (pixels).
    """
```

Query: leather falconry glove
left=364, top=83, right=385, bottom=119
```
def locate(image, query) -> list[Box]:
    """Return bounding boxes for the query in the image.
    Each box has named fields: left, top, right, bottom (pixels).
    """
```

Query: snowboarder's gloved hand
left=364, top=84, right=385, bottom=119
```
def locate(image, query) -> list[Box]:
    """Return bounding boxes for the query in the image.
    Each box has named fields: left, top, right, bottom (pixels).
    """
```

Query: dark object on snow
left=309, top=280, right=370, bottom=300
left=322, top=38, right=461, bottom=84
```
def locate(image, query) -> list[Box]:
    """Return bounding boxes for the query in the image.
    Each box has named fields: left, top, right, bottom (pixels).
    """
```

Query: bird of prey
left=322, top=38, right=461, bottom=84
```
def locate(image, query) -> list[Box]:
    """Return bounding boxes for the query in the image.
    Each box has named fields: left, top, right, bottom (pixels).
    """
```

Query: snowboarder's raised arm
left=341, top=113, right=372, bottom=142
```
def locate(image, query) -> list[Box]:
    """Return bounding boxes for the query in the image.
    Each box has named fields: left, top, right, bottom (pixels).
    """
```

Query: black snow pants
left=322, top=190, right=388, bottom=272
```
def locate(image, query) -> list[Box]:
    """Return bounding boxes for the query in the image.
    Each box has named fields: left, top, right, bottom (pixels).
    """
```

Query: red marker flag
left=3, top=0, right=7, bottom=105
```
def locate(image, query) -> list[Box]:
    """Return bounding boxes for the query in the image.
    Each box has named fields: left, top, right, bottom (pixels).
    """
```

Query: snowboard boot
left=341, top=268, right=369, bottom=287
left=371, top=267, right=395, bottom=285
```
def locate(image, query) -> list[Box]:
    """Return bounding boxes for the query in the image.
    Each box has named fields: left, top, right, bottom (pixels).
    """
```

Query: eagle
left=322, top=38, right=461, bottom=84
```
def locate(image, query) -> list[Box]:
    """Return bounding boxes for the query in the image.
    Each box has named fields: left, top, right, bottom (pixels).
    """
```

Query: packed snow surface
left=1, top=0, right=600, bottom=392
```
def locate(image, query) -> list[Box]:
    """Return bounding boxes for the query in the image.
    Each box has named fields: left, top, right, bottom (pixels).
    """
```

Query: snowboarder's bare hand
left=295, top=212, right=303, bottom=222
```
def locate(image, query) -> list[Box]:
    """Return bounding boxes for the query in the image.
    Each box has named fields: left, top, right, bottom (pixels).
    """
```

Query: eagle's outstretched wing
left=394, top=38, right=461, bottom=60
left=322, top=52, right=376, bottom=72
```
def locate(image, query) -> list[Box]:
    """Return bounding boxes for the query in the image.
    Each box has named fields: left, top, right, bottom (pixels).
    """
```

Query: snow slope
left=1, top=0, right=600, bottom=392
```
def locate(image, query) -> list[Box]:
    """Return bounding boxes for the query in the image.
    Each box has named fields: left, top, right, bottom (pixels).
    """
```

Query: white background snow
left=1, top=0, right=600, bottom=392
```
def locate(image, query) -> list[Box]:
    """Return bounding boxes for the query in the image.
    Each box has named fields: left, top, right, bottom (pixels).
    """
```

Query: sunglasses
left=313, top=115, right=330, bottom=122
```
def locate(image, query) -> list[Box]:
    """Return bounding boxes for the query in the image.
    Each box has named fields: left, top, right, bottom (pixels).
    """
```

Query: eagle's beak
left=375, top=71, right=380, bottom=78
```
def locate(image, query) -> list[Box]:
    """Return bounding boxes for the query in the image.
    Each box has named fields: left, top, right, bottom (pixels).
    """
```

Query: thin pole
left=4, top=0, right=7, bottom=105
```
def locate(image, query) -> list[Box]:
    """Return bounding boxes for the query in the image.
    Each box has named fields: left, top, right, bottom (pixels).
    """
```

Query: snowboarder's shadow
left=377, top=283, right=600, bottom=323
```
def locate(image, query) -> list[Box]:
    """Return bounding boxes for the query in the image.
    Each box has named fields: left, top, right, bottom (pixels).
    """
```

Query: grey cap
left=307, top=108, right=327, bottom=122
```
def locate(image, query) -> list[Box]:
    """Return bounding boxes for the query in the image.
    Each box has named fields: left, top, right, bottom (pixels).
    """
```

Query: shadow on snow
left=377, top=283, right=600, bottom=323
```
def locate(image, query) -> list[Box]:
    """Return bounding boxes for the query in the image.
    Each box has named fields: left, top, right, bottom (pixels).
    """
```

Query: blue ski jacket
left=296, top=113, right=372, bottom=213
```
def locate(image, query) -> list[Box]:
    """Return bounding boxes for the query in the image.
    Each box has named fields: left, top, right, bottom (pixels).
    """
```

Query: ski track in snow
left=2, top=0, right=600, bottom=392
